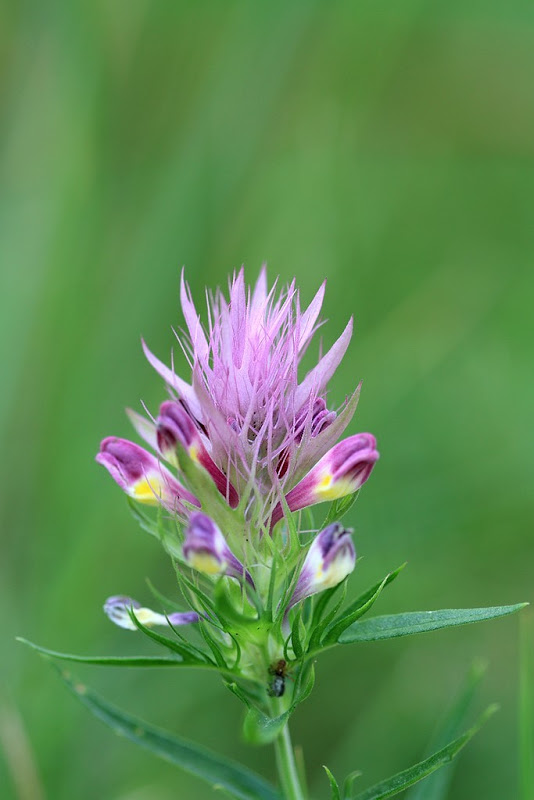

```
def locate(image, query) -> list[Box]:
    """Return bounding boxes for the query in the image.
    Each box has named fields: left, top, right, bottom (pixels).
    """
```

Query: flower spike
left=271, top=433, right=378, bottom=528
left=287, top=523, right=356, bottom=610
left=104, top=596, right=199, bottom=630
left=183, top=512, right=253, bottom=586
left=156, top=401, right=239, bottom=508
left=96, top=436, right=199, bottom=508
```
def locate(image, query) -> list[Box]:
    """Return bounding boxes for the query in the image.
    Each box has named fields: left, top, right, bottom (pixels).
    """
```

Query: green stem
left=274, top=718, right=306, bottom=800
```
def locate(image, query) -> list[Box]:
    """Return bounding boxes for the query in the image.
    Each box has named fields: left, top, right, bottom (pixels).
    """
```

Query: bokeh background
left=1, top=1, right=533, bottom=798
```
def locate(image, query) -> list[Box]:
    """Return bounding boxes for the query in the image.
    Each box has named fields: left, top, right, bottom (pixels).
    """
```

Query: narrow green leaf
left=340, top=564, right=406, bottom=619
left=17, top=638, right=183, bottom=667
left=351, top=706, right=498, bottom=800
left=405, top=661, right=486, bottom=800
left=291, top=609, right=304, bottom=660
left=322, top=574, right=391, bottom=645
left=323, top=765, right=341, bottom=800
left=520, top=613, right=534, bottom=800
left=339, top=604, right=528, bottom=644
left=56, top=668, right=281, bottom=800
left=307, top=581, right=348, bottom=652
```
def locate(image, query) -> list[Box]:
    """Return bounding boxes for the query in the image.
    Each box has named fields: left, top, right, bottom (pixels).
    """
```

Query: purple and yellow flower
left=271, top=433, right=379, bottom=528
left=104, top=595, right=199, bottom=630
left=183, top=512, right=253, bottom=586
left=96, top=436, right=199, bottom=509
left=287, top=523, right=356, bottom=609
left=157, top=401, right=239, bottom=508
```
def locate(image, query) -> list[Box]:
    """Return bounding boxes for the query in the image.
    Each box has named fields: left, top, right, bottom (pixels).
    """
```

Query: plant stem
left=274, top=719, right=306, bottom=800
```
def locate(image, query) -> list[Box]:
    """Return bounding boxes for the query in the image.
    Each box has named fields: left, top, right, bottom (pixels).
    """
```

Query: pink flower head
left=141, top=268, right=361, bottom=513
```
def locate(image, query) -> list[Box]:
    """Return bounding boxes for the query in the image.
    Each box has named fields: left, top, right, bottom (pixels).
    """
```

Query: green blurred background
left=1, top=1, right=533, bottom=798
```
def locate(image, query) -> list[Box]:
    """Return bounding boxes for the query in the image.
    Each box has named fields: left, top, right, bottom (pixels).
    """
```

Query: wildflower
left=96, top=437, right=199, bottom=509
left=271, top=433, right=378, bottom=528
left=287, top=523, right=356, bottom=609
left=104, top=596, right=199, bottom=630
left=183, top=512, right=253, bottom=586
left=156, top=401, right=239, bottom=508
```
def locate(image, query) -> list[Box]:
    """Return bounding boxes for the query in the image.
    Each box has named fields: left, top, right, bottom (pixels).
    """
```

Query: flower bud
left=96, top=436, right=199, bottom=508
left=271, top=433, right=378, bottom=528
left=104, top=595, right=199, bottom=630
left=287, top=523, right=356, bottom=609
left=183, top=512, right=253, bottom=585
left=157, top=401, right=239, bottom=508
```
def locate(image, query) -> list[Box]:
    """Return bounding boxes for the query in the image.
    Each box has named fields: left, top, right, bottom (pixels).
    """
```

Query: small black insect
left=267, top=659, right=288, bottom=698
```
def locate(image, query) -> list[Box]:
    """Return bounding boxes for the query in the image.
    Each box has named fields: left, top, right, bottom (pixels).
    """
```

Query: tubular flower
left=287, top=523, right=356, bottom=610
left=96, top=436, right=199, bottom=509
left=183, top=512, right=254, bottom=586
left=270, top=433, right=379, bottom=528
left=157, top=401, right=239, bottom=508
left=104, top=596, right=199, bottom=630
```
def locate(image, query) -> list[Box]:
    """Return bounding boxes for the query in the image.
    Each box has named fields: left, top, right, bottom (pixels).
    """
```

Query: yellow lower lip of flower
left=131, top=478, right=163, bottom=505
left=188, top=552, right=225, bottom=575
left=316, top=475, right=353, bottom=502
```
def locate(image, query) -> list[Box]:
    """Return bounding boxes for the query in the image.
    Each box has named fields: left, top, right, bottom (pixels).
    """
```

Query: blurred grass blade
left=350, top=706, right=498, bottom=800
left=520, top=613, right=534, bottom=800
left=323, top=765, right=341, bottom=799
left=57, top=667, right=281, bottom=800
left=405, top=661, right=486, bottom=800
left=338, top=604, right=528, bottom=644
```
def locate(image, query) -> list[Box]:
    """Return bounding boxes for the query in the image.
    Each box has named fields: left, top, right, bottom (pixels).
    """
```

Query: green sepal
left=286, top=608, right=304, bottom=660
left=197, top=620, right=229, bottom=669
left=338, top=603, right=528, bottom=645
left=56, top=667, right=281, bottom=800
left=349, top=705, right=498, bottom=800
left=322, top=565, right=405, bottom=645
left=321, top=491, right=359, bottom=528
left=307, top=580, right=348, bottom=652
left=323, top=765, right=341, bottom=799
left=307, top=582, right=346, bottom=648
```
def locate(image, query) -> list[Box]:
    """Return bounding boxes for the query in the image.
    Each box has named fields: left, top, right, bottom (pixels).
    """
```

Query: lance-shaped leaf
left=17, top=638, right=184, bottom=668
left=350, top=706, right=497, bottom=800
left=338, top=604, right=528, bottom=645
left=57, top=668, right=281, bottom=800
